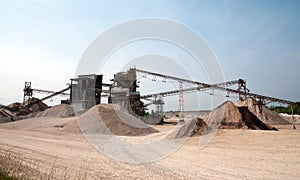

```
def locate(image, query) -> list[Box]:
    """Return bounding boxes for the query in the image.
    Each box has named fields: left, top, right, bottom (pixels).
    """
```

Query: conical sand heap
left=192, top=98, right=289, bottom=135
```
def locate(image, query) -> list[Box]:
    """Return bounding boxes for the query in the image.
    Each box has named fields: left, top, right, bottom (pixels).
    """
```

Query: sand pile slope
left=168, top=103, right=246, bottom=139
left=236, top=98, right=290, bottom=125
left=0, top=116, right=73, bottom=132
left=204, top=101, right=246, bottom=129
left=221, top=101, right=245, bottom=128
left=166, top=119, right=197, bottom=139
left=74, top=104, right=158, bottom=136
left=32, top=104, right=74, bottom=118
left=238, top=107, right=277, bottom=130
left=204, top=100, right=276, bottom=130
left=192, top=117, right=211, bottom=135
left=62, top=118, right=81, bottom=133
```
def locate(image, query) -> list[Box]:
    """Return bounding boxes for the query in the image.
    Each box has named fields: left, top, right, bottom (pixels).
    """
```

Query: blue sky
left=0, top=0, right=299, bottom=109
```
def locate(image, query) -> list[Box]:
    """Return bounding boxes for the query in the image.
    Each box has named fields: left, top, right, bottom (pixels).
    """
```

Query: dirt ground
left=0, top=117, right=300, bottom=179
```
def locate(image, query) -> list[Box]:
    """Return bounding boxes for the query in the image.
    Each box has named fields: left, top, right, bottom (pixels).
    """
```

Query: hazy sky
left=0, top=0, right=299, bottom=109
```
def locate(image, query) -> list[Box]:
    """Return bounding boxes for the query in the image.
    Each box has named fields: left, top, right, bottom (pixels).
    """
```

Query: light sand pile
left=66, top=104, right=158, bottom=136
left=32, top=104, right=74, bottom=118
left=0, top=117, right=73, bottom=131
left=236, top=98, right=290, bottom=125
left=280, top=113, right=300, bottom=124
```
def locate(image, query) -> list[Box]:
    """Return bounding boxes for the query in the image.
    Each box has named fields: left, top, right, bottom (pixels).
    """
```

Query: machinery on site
left=133, top=68, right=297, bottom=126
left=21, top=67, right=297, bottom=127
left=23, top=81, right=71, bottom=108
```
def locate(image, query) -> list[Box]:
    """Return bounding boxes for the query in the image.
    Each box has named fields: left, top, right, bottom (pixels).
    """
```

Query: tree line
left=269, top=102, right=300, bottom=115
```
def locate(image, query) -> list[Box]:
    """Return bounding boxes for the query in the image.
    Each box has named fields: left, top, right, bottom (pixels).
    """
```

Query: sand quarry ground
left=0, top=115, right=300, bottom=179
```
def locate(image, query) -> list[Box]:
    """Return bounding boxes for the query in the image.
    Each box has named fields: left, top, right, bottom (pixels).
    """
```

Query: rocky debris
left=0, top=108, right=13, bottom=118
left=0, top=99, right=75, bottom=124
left=22, top=97, right=48, bottom=112
left=0, top=98, right=49, bottom=121
left=5, top=102, right=32, bottom=116
left=0, top=108, right=14, bottom=123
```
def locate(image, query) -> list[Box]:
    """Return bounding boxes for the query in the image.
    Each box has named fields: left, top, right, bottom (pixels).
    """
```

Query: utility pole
left=179, top=81, right=184, bottom=122
left=292, top=105, right=296, bottom=129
